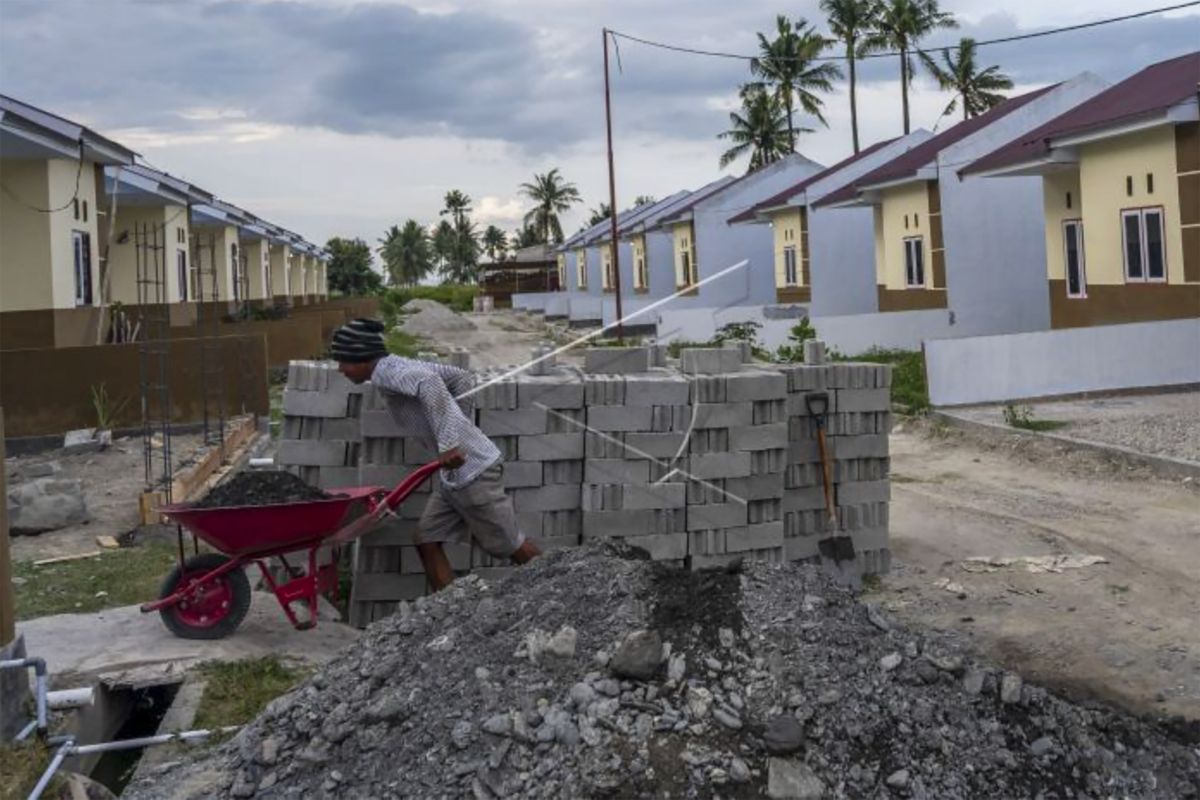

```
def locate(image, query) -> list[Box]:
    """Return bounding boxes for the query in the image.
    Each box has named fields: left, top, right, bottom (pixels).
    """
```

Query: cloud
left=475, top=196, right=527, bottom=229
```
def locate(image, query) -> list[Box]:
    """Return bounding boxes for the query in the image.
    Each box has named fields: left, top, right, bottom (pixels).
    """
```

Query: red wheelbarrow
left=141, top=461, right=441, bottom=639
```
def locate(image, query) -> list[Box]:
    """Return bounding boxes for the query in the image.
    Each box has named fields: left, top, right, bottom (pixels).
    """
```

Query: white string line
left=533, top=403, right=748, bottom=507
left=454, top=258, right=750, bottom=402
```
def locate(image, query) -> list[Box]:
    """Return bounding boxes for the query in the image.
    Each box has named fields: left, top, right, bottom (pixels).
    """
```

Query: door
left=73, top=230, right=92, bottom=306
left=1063, top=220, right=1086, bottom=298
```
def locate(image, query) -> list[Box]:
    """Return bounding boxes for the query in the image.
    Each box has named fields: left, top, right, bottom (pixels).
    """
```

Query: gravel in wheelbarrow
left=191, top=470, right=335, bottom=509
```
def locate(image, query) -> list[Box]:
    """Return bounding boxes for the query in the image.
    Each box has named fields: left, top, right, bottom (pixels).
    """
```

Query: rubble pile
left=128, top=545, right=1199, bottom=799
left=191, top=471, right=332, bottom=509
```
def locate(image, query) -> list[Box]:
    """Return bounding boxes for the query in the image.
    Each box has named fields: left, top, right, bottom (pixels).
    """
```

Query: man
left=331, top=318, right=540, bottom=589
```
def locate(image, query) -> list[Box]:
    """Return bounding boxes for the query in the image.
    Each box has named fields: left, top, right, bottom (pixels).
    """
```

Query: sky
left=1, top=0, right=1197, bottom=257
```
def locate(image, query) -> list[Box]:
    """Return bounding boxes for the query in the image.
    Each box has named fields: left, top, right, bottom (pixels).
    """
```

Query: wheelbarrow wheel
left=158, top=553, right=251, bottom=640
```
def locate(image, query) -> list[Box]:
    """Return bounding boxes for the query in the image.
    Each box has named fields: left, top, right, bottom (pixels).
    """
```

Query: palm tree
left=718, top=84, right=798, bottom=172
left=519, top=168, right=582, bottom=244
left=633, top=195, right=657, bottom=207
left=750, top=15, right=843, bottom=151
left=876, top=0, right=958, bottom=134
left=587, top=202, right=612, bottom=228
left=377, top=221, right=432, bottom=286
left=920, top=38, right=1013, bottom=123
left=482, top=225, right=507, bottom=262
left=440, top=190, right=472, bottom=228
left=822, top=0, right=886, bottom=153
left=431, top=219, right=455, bottom=275
left=513, top=225, right=543, bottom=250
left=442, top=217, right=479, bottom=284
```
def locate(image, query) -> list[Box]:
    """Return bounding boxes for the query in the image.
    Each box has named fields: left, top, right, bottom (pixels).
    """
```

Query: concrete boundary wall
left=808, top=309, right=956, bottom=354
left=925, top=319, right=1200, bottom=406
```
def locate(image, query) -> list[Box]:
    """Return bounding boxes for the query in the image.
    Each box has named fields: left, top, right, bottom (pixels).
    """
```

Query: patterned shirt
left=370, top=355, right=501, bottom=490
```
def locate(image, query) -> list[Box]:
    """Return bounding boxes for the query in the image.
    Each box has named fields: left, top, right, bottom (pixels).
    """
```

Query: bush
left=380, top=284, right=479, bottom=318
left=1002, top=402, right=1068, bottom=432
left=773, top=317, right=819, bottom=363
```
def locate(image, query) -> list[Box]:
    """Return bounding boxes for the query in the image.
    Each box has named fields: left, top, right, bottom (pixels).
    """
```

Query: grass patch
left=1107, top=583, right=1131, bottom=596
left=380, top=284, right=478, bottom=315
left=0, top=742, right=59, bottom=800
left=1002, top=403, right=1069, bottom=432
left=193, top=656, right=310, bottom=731
left=13, top=536, right=184, bottom=621
left=386, top=328, right=424, bottom=357
left=835, top=348, right=928, bottom=414
left=269, top=382, right=285, bottom=432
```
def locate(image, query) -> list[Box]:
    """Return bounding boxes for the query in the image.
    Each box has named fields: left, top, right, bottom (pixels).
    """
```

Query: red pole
left=603, top=28, right=624, bottom=341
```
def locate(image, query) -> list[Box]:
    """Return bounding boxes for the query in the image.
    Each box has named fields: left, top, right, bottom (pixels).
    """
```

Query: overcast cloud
left=1, top=0, right=1195, bottom=249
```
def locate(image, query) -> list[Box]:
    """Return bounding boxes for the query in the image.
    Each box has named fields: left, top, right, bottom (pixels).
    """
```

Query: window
left=1125, top=176, right=1133, bottom=196
left=576, top=252, right=587, bottom=289
left=82, top=200, right=88, bottom=222
left=73, top=199, right=80, bottom=220
left=914, top=213, right=919, bottom=228
left=904, top=214, right=909, bottom=230
left=231, top=243, right=242, bottom=301
left=1063, top=220, right=1086, bottom=299
left=782, top=246, right=798, bottom=286
left=634, top=254, right=647, bottom=289
left=177, top=250, right=188, bottom=301
left=904, top=237, right=925, bottom=288
left=72, top=231, right=92, bottom=305
left=1065, top=191, right=1072, bottom=210
left=1146, top=173, right=1154, bottom=194
left=678, top=250, right=692, bottom=287
left=1122, top=208, right=1166, bottom=282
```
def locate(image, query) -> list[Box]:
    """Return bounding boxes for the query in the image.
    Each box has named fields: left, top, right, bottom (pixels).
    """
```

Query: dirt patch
left=191, top=471, right=331, bottom=509
left=649, top=563, right=743, bottom=654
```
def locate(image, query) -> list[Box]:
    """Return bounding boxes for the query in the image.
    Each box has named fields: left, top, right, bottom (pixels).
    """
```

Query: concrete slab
left=16, top=595, right=360, bottom=686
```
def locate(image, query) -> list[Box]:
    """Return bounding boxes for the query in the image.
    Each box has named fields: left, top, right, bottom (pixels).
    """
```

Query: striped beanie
left=330, top=318, right=387, bottom=363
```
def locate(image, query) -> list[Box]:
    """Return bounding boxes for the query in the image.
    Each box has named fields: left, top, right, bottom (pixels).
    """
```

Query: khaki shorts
left=417, top=463, right=525, bottom=557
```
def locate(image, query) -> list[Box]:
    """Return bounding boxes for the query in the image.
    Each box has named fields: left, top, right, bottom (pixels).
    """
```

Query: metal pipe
left=1, top=657, right=48, bottom=737
left=47, top=687, right=94, bottom=710
left=65, top=725, right=241, bottom=756
left=17, top=719, right=37, bottom=741
left=27, top=737, right=73, bottom=800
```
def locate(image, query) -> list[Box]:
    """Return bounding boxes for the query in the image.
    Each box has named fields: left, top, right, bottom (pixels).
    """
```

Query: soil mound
left=192, top=471, right=331, bottom=509
left=399, top=299, right=477, bottom=337
left=126, top=545, right=1200, bottom=799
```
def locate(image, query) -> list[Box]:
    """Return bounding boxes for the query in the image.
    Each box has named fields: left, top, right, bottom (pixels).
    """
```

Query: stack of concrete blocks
left=277, top=360, right=363, bottom=490
left=777, top=359, right=892, bottom=575
left=579, top=347, right=691, bottom=563
left=679, top=347, right=789, bottom=570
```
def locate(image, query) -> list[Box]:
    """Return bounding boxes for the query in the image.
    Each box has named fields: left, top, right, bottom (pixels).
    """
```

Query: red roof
left=965, top=52, right=1200, bottom=176
left=813, top=85, right=1058, bottom=208
left=726, top=138, right=898, bottom=224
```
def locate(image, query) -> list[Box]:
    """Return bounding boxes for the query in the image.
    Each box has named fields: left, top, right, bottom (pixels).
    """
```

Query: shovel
left=804, top=391, right=860, bottom=589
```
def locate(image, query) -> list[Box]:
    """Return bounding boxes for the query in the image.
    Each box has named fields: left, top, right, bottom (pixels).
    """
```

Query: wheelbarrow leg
left=255, top=561, right=316, bottom=630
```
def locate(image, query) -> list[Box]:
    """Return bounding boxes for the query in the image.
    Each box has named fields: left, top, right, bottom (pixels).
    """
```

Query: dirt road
left=882, top=422, right=1200, bottom=720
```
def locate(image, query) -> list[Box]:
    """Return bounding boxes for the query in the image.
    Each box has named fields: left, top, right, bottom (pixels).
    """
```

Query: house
left=644, top=153, right=824, bottom=310
left=587, top=193, right=689, bottom=295
left=812, top=74, right=1110, bottom=336
left=235, top=212, right=279, bottom=303
left=0, top=94, right=136, bottom=331
left=964, top=52, right=1200, bottom=329
left=727, top=133, right=933, bottom=314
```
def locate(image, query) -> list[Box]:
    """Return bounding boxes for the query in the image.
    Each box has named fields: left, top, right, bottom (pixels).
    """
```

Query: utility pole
left=602, top=28, right=624, bottom=340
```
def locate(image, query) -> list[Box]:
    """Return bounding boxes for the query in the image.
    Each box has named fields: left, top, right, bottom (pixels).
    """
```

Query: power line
left=608, top=2, right=1200, bottom=63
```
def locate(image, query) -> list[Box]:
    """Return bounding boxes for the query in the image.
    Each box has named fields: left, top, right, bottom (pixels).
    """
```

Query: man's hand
left=438, top=447, right=466, bottom=470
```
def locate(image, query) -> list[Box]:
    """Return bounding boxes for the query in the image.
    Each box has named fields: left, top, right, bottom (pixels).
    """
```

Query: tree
left=633, top=195, right=657, bottom=207
left=325, top=237, right=382, bottom=295
left=920, top=38, right=1013, bottom=122
left=378, top=220, right=432, bottom=286
left=482, top=225, right=508, bottom=262
left=440, top=190, right=472, bottom=228
left=586, top=202, right=612, bottom=228
left=821, top=0, right=886, bottom=153
left=513, top=225, right=543, bottom=249
left=431, top=220, right=456, bottom=275
left=519, top=168, right=582, bottom=244
left=750, top=15, right=842, bottom=151
left=718, top=84, right=798, bottom=172
left=440, top=217, right=479, bottom=284
left=876, top=0, right=957, bottom=134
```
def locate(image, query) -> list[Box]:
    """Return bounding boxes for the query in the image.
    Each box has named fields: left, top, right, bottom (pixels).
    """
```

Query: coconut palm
left=718, top=84, right=799, bottom=172
left=821, top=0, right=886, bottom=153
left=431, top=219, right=456, bottom=274
left=519, top=168, right=582, bottom=244
left=482, top=225, right=508, bottom=262
left=876, top=0, right=958, bottom=134
left=377, top=220, right=432, bottom=286
left=750, top=15, right=842, bottom=151
left=440, top=190, right=472, bottom=228
left=587, top=202, right=612, bottom=228
left=441, top=217, right=479, bottom=284
left=633, top=195, right=657, bottom=207
left=920, top=38, right=1013, bottom=123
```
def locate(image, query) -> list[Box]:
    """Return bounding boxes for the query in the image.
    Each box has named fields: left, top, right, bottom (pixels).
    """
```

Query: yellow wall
left=575, top=248, right=587, bottom=289
left=243, top=239, right=271, bottom=300
left=47, top=159, right=101, bottom=309
left=877, top=182, right=931, bottom=289
left=770, top=207, right=804, bottom=287
left=192, top=224, right=240, bottom=300
left=107, top=205, right=191, bottom=304
left=270, top=244, right=291, bottom=296
left=288, top=250, right=305, bottom=297
left=1075, top=125, right=1185, bottom=285
left=630, top=235, right=647, bottom=289
left=1042, top=171, right=1082, bottom=282
left=0, top=159, right=54, bottom=311
left=672, top=221, right=696, bottom=287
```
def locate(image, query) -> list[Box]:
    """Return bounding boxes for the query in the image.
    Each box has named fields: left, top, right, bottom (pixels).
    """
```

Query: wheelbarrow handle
left=381, top=460, right=442, bottom=512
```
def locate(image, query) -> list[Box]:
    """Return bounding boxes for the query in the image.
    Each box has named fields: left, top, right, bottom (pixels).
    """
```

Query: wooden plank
left=33, top=551, right=101, bottom=567
left=95, top=535, right=121, bottom=549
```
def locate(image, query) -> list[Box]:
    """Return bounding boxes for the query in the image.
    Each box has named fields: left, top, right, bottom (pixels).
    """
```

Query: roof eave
left=1051, top=101, right=1197, bottom=149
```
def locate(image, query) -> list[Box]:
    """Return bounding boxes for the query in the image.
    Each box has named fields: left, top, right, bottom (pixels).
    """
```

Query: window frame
left=1061, top=219, right=1086, bottom=299
left=782, top=245, right=798, bottom=287
left=177, top=249, right=189, bottom=301
left=1121, top=206, right=1167, bottom=284
left=576, top=251, right=587, bottom=290
left=903, top=235, right=925, bottom=289
left=72, top=230, right=92, bottom=306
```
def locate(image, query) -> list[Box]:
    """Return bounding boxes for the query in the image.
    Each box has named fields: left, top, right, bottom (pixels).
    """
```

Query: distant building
left=480, top=243, right=559, bottom=308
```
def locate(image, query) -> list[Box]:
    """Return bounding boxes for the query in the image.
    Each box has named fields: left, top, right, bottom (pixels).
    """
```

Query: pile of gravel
left=191, top=471, right=332, bottom=509
left=399, top=299, right=478, bottom=337
left=127, top=545, right=1199, bottom=799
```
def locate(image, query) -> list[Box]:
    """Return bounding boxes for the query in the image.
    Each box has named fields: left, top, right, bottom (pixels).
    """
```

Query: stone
left=880, top=653, right=903, bottom=672
left=7, top=477, right=89, bottom=534
left=482, top=714, right=512, bottom=737
left=962, top=669, right=985, bottom=696
left=451, top=720, right=474, bottom=750
left=63, top=428, right=103, bottom=454
left=764, top=715, right=805, bottom=755
left=713, top=707, right=742, bottom=730
left=686, top=686, right=713, bottom=720
left=23, top=461, right=62, bottom=478
left=1029, top=736, right=1054, bottom=757
left=718, top=628, right=736, bottom=649
left=1000, top=673, right=1023, bottom=704
left=886, top=768, right=910, bottom=788
left=258, top=737, right=279, bottom=766
left=545, top=626, right=578, bottom=659
left=730, top=757, right=751, bottom=783
left=569, top=682, right=596, bottom=709
left=667, top=653, right=687, bottom=683
left=610, top=630, right=663, bottom=681
left=230, top=771, right=257, bottom=798
left=767, top=758, right=825, bottom=799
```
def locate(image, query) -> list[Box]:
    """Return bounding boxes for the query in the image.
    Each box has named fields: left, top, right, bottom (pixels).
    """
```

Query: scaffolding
left=134, top=221, right=173, bottom=496
left=191, top=231, right=227, bottom=459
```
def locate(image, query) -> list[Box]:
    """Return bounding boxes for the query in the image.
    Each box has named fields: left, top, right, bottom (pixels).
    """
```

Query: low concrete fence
left=925, top=318, right=1200, bottom=406
left=0, top=335, right=269, bottom=437
left=169, top=316, right=326, bottom=369
left=278, top=347, right=893, bottom=627
left=567, top=295, right=603, bottom=326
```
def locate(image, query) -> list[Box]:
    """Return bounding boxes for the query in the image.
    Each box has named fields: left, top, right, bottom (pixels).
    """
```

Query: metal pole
left=602, top=28, right=624, bottom=341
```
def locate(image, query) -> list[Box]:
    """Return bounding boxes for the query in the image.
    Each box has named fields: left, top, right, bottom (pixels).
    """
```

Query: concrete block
left=858, top=547, right=891, bottom=576
left=781, top=486, right=828, bottom=512
left=687, top=452, right=752, bottom=480
left=749, top=448, right=786, bottom=476
left=584, top=374, right=626, bottom=406
left=540, top=509, right=582, bottom=539
left=834, top=435, right=889, bottom=459
left=803, top=340, right=826, bottom=364
left=850, top=526, right=888, bottom=551
left=623, top=373, right=691, bottom=406
left=690, top=374, right=727, bottom=403
left=582, top=509, right=680, bottom=539
left=543, top=460, right=584, bottom=485
left=623, top=482, right=687, bottom=510
left=502, top=460, right=544, bottom=488
left=680, top=347, right=741, bottom=375
left=584, top=459, right=651, bottom=484
left=688, top=552, right=744, bottom=571
left=726, top=521, right=783, bottom=552
left=622, top=532, right=688, bottom=560
left=281, top=388, right=350, bottom=418
left=786, top=439, right=826, bottom=464
left=512, top=484, right=581, bottom=512
left=358, top=410, right=412, bottom=437
left=687, top=502, right=748, bottom=531
left=623, top=432, right=686, bottom=458
left=728, top=423, right=788, bottom=452
left=315, top=466, right=360, bottom=489
left=836, top=480, right=890, bottom=505
left=479, top=408, right=548, bottom=436
left=518, top=374, right=584, bottom=409
left=361, top=437, right=404, bottom=466
left=688, top=529, right=728, bottom=555
left=277, top=439, right=349, bottom=467
left=725, top=371, right=787, bottom=402
left=692, top=402, right=753, bottom=429
left=722, top=474, right=784, bottom=502
left=404, top=439, right=437, bottom=465
left=786, top=391, right=837, bottom=417
left=546, top=407, right=586, bottom=434
left=519, top=433, right=585, bottom=461
left=836, top=388, right=892, bottom=413
left=584, top=347, right=651, bottom=374
left=516, top=511, right=543, bottom=538
left=587, top=405, right=653, bottom=432
left=784, top=535, right=820, bottom=562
